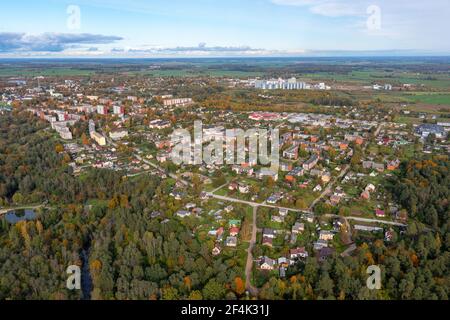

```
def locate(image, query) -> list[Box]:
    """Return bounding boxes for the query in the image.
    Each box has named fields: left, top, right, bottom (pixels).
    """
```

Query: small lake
left=5, top=209, right=37, bottom=224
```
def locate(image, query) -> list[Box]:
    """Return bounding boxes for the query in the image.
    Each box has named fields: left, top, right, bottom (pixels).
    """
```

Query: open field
left=301, top=70, right=450, bottom=89
left=403, top=92, right=450, bottom=105
left=0, top=67, right=95, bottom=77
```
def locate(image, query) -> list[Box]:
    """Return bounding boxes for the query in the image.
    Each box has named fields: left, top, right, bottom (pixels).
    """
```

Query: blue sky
left=0, top=0, right=449, bottom=57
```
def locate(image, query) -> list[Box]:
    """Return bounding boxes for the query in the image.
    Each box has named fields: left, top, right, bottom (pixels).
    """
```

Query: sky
left=0, top=0, right=449, bottom=57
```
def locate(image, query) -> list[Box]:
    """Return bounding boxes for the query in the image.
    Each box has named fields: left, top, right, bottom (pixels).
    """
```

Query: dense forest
left=0, top=112, right=448, bottom=300
left=388, top=157, right=449, bottom=230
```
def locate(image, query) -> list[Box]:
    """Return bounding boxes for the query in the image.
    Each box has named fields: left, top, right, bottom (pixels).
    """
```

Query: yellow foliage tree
left=234, top=277, right=245, bottom=296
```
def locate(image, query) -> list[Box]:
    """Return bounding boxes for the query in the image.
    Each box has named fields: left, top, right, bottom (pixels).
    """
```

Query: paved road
left=346, top=216, right=407, bottom=227
left=308, top=164, right=350, bottom=211
left=245, top=206, right=259, bottom=297
left=209, top=183, right=229, bottom=194
left=208, top=193, right=310, bottom=214
left=325, top=214, right=407, bottom=227
left=341, top=244, right=357, bottom=257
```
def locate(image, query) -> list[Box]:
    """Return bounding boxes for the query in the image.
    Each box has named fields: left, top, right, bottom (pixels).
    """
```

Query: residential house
left=287, top=167, right=305, bottom=178
left=279, top=266, right=287, bottom=278
left=271, top=215, right=285, bottom=223
left=385, top=230, right=394, bottom=242
left=267, top=193, right=283, bottom=204
left=360, top=190, right=370, bottom=200
left=228, top=182, right=238, bottom=191
left=212, top=245, right=222, bottom=256
left=232, top=165, right=254, bottom=176
left=257, top=168, right=279, bottom=182
left=238, top=184, right=250, bottom=194
left=314, top=240, right=329, bottom=251
left=318, top=247, right=335, bottom=262
left=292, top=222, right=305, bottom=234
left=339, top=142, right=349, bottom=150
left=262, top=237, right=273, bottom=247
left=151, top=211, right=161, bottom=219
left=330, top=194, right=342, bottom=206
left=229, top=227, right=240, bottom=237
left=365, top=184, right=376, bottom=193
left=225, top=236, right=238, bottom=247
left=169, top=191, right=185, bottom=200
left=280, top=162, right=293, bottom=172
left=263, top=228, right=275, bottom=238
left=321, top=172, right=331, bottom=183
left=313, top=185, right=323, bottom=192
left=373, top=163, right=385, bottom=172
left=387, top=159, right=401, bottom=171
left=229, top=219, right=241, bottom=228
left=176, top=210, right=191, bottom=218
left=200, top=192, right=211, bottom=200
left=185, top=203, right=196, bottom=210
left=363, top=161, right=385, bottom=172
left=280, top=132, right=293, bottom=145
left=259, top=257, right=276, bottom=270
left=278, top=257, right=290, bottom=268
left=375, top=209, right=386, bottom=218
left=290, top=247, right=309, bottom=260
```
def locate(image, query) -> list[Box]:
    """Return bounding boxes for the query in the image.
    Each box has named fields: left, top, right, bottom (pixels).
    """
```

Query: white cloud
left=270, top=0, right=317, bottom=6
left=310, top=3, right=362, bottom=17
left=0, top=32, right=123, bottom=53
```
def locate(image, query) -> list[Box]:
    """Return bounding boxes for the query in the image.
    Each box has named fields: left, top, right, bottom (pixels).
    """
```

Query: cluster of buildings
left=415, top=123, right=447, bottom=139
left=254, top=78, right=330, bottom=91
left=256, top=212, right=342, bottom=276
left=372, top=84, right=393, bottom=91
left=28, top=109, right=82, bottom=140
left=161, top=96, right=194, bottom=107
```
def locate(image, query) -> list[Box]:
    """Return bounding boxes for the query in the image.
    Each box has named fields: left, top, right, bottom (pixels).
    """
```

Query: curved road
left=0, top=204, right=47, bottom=216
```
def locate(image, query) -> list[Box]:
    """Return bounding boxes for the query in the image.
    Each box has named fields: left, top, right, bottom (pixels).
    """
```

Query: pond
left=5, top=209, right=37, bottom=224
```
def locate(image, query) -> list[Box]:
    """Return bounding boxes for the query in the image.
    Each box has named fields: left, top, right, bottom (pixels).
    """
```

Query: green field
left=301, top=70, right=450, bottom=90
left=403, top=93, right=450, bottom=106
